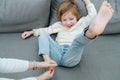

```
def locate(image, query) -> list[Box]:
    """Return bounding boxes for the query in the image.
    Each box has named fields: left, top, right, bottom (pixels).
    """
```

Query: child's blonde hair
left=57, top=0, right=80, bottom=21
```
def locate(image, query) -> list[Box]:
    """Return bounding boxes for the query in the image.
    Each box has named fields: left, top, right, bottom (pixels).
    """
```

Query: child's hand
left=21, top=31, right=34, bottom=39
left=83, top=0, right=91, bottom=5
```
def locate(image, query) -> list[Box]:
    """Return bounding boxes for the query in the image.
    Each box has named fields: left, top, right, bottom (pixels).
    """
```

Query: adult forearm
left=0, top=58, right=28, bottom=73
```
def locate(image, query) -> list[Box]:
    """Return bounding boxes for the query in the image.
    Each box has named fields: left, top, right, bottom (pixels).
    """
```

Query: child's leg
left=60, top=1, right=114, bottom=67
left=86, top=1, right=114, bottom=39
left=60, top=31, right=92, bottom=67
left=38, top=33, right=63, bottom=64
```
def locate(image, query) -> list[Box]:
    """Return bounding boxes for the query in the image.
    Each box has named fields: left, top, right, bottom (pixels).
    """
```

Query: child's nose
left=67, top=21, right=72, bottom=25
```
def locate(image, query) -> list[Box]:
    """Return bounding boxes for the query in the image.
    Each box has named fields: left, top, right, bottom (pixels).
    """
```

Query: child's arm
left=76, top=0, right=97, bottom=29
left=83, top=0, right=91, bottom=6
left=83, top=0, right=97, bottom=19
left=21, top=30, right=34, bottom=39
left=21, top=22, right=62, bottom=39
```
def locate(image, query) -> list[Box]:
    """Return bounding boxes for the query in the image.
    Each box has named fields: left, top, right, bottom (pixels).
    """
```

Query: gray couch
left=0, top=0, right=120, bottom=80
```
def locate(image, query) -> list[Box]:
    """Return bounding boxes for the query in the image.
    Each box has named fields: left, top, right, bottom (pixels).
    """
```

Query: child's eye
left=70, top=18, right=74, bottom=20
left=62, top=19, right=66, bottom=21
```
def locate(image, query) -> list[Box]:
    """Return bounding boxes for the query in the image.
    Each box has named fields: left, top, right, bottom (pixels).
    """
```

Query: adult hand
left=37, top=70, right=54, bottom=80
left=45, top=59, right=57, bottom=72
left=40, top=60, right=58, bottom=69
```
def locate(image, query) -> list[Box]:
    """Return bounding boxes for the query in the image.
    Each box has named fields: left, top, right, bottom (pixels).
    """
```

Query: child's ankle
left=84, top=27, right=96, bottom=39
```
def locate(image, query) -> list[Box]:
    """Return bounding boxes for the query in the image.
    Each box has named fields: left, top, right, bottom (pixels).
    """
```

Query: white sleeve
left=0, top=77, right=36, bottom=80
left=0, top=58, right=29, bottom=73
left=84, top=3, right=97, bottom=24
left=0, top=78, right=14, bottom=80
left=77, top=3, right=97, bottom=29
left=86, top=3, right=97, bottom=20
left=33, top=22, right=62, bottom=36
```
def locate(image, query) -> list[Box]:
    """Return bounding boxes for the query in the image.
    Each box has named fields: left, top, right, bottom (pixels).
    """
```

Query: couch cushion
left=54, top=34, right=120, bottom=80
left=0, top=0, right=51, bottom=32
left=1, top=33, right=120, bottom=80
left=50, top=0, right=120, bottom=34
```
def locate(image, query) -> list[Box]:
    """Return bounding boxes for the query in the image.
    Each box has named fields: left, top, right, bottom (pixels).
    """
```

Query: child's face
left=61, top=11, right=77, bottom=28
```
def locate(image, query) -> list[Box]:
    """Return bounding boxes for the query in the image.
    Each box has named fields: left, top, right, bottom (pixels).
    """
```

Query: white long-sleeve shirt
left=0, top=58, right=36, bottom=80
left=0, top=58, right=28, bottom=73
left=33, top=3, right=97, bottom=45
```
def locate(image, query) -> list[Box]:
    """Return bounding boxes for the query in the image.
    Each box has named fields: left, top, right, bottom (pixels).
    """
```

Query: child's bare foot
left=86, top=1, right=114, bottom=38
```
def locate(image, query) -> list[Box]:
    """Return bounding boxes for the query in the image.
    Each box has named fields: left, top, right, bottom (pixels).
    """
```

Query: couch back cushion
left=0, top=0, right=51, bottom=32
left=91, top=0, right=120, bottom=34
left=50, top=0, right=120, bottom=34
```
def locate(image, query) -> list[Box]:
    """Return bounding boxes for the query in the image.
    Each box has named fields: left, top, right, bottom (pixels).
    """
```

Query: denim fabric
left=38, top=33, right=63, bottom=64
left=38, top=32, right=94, bottom=67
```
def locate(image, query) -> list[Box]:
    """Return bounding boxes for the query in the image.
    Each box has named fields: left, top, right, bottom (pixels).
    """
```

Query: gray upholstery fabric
left=0, top=0, right=120, bottom=80
left=50, top=0, right=120, bottom=34
left=0, top=33, right=42, bottom=79
left=54, top=34, right=120, bottom=80
left=103, top=22, right=120, bottom=34
left=56, top=34, right=120, bottom=80
left=0, top=0, right=51, bottom=32
left=0, top=33, right=120, bottom=80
